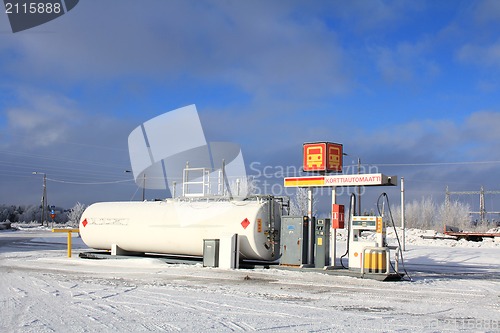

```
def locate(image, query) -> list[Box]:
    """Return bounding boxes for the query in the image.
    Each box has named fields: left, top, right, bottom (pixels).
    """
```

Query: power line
left=368, top=160, right=500, bottom=167
left=0, top=149, right=128, bottom=169
left=46, top=178, right=135, bottom=185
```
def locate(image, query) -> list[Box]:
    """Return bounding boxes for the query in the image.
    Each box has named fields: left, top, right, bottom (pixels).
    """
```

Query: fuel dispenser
left=314, top=218, right=330, bottom=268
left=348, top=216, right=388, bottom=273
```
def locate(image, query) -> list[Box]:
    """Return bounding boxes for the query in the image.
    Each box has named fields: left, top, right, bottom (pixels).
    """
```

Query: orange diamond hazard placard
left=241, top=218, right=250, bottom=229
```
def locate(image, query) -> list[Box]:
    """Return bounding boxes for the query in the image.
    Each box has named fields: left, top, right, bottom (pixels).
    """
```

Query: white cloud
left=323, top=0, right=425, bottom=34
left=0, top=1, right=352, bottom=99
left=465, top=111, right=500, bottom=142
left=457, top=40, right=500, bottom=69
left=357, top=111, right=500, bottom=165
left=372, top=39, right=440, bottom=84
left=5, top=91, right=80, bottom=147
left=473, top=0, right=500, bottom=24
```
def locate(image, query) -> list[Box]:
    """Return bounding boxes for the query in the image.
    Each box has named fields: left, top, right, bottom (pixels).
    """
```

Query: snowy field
left=0, top=226, right=499, bottom=333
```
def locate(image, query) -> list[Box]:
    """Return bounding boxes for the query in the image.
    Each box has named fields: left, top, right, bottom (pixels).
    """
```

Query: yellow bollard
left=52, top=229, right=80, bottom=257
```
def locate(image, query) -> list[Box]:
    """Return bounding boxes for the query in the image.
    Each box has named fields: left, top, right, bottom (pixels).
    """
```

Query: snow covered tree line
left=288, top=190, right=478, bottom=231
left=0, top=202, right=86, bottom=226
left=390, top=197, right=475, bottom=231
left=1, top=192, right=479, bottom=231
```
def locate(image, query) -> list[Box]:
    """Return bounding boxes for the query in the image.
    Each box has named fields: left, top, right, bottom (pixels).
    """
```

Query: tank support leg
left=111, top=244, right=144, bottom=256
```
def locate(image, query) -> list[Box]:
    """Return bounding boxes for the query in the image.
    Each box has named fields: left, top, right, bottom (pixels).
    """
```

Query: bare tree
left=246, top=176, right=260, bottom=196
left=18, top=205, right=40, bottom=223
left=67, top=202, right=86, bottom=227
left=289, top=188, right=317, bottom=216
left=231, top=176, right=255, bottom=198
left=438, top=200, right=471, bottom=231
left=391, top=196, right=472, bottom=231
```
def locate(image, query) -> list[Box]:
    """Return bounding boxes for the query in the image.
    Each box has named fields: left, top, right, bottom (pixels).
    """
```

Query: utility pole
left=142, top=173, right=146, bottom=201
left=480, top=186, right=485, bottom=224
left=33, top=172, right=47, bottom=226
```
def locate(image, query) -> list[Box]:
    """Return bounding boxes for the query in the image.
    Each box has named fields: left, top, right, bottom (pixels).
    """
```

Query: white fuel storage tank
left=79, top=197, right=282, bottom=261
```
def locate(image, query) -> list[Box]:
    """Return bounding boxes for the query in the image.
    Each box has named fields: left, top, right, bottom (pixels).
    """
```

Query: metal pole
left=142, top=174, right=146, bottom=201
left=445, top=185, right=450, bottom=226
left=40, top=194, right=44, bottom=226
left=221, top=159, right=226, bottom=197
left=401, top=177, right=406, bottom=251
left=357, top=158, right=361, bottom=215
left=480, top=186, right=485, bottom=224
left=67, top=231, right=72, bottom=257
left=330, top=187, right=336, bottom=267
left=307, top=187, right=313, bottom=266
left=43, top=174, right=47, bottom=227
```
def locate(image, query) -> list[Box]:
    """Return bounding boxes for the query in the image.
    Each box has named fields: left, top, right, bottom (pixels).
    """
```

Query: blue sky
left=1, top=1, right=500, bottom=215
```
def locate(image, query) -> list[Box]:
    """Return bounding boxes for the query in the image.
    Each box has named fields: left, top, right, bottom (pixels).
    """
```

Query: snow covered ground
left=0, top=226, right=498, bottom=332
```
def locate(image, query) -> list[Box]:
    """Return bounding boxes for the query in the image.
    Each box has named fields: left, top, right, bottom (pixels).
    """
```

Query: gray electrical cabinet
left=280, top=216, right=311, bottom=266
left=203, top=239, right=220, bottom=267
left=315, top=218, right=330, bottom=268
left=219, top=234, right=239, bottom=269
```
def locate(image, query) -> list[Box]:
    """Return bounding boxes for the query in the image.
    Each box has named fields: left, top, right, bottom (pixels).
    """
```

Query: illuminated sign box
left=303, top=142, right=343, bottom=172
